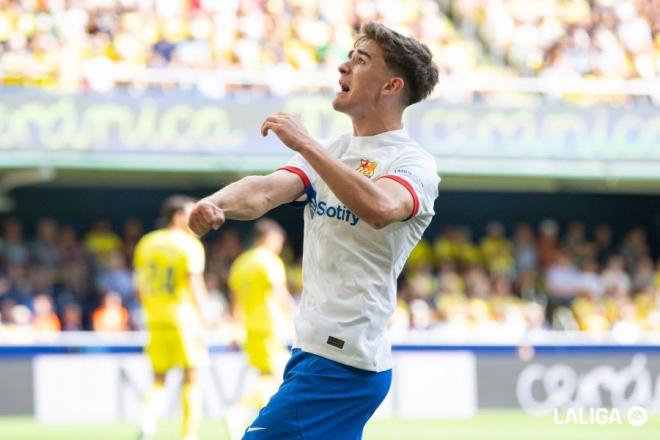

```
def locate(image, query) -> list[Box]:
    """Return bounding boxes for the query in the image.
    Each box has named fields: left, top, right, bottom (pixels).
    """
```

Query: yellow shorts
left=146, top=323, right=208, bottom=373
left=244, top=334, right=288, bottom=375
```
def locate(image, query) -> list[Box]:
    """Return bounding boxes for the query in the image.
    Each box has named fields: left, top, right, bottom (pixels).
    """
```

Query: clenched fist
left=188, top=199, right=225, bottom=237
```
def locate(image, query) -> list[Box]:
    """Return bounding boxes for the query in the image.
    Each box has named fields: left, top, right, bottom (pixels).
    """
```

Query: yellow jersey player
left=134, top=195, right=208, bottom=440
left=226, top=219, right=295, bottom=438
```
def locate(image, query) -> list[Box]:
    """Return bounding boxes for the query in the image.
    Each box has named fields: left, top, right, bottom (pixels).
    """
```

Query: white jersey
left=280, top=128, right=440, bottom=371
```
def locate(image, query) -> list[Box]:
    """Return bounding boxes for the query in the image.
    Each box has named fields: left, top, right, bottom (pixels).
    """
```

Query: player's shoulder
left=238, top=248, right=280, bottom=268
left=140, top=229, right=201, bottom=251
left=136, top=229, right=164, bottom=248
left=244, top=247, right=273, bottom=264
left=318, top=133, right=352, bottom=156
left=383, top=135, right=441, bottom=198
left=232, top=248, right=257, bottom=267
left=175, top=230, right=204, bottom=254
left=390, top=139, right=438, bottom=175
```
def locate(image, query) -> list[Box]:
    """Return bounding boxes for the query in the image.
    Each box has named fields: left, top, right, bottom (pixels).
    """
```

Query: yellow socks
left=181, top=382, right=202, bottom=440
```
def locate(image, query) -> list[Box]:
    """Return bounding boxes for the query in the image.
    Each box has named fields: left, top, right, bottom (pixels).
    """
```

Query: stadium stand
left=2, top=0, right=658, bottom=99
left=1, top=215, right=658, bottom=336
left=0, top=0, right=481, bottom=92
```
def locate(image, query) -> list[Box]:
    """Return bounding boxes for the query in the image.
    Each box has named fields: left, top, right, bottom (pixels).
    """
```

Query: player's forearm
left=204, top=176, right=275, bottom=220
left=299, top=141, right=397, bottom=229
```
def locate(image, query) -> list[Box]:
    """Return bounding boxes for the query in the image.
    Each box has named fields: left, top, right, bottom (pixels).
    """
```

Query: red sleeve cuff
left=279, top=166, right=311, bottom=187
left=380, top=174, right=420, bottom=220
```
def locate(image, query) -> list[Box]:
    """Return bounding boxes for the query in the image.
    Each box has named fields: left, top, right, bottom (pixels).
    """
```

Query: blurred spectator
left=620, top=226, right=650, bottom=271
left=4, top=304, right=33, bottom=334
left=1, top=218, right=29, bottom=265
left=538, top=219, right=560, bottom=269
left=572, top=291, right=611, bottom=331
left=122, top=218, right=143, bottom=269
left=61, top=303, right=83, bottom=331
left=3, top=263, right=31, bottom=307
left=409, top=299, right=435, bottom=330
left=92, top=291, right=129, bottom=332
left=577, top=258, right=604, bottom=298
left=31, top=293, right=61, bottom=332
left=480, top=221, right=513, bottom=275
left=546, top=250, right=581, bottom=299
left=0, top=296, right=16, bottom=326
left=207, top=227, right=243, bottom=292
left=406, top=239, right=434, bottom=272
left=59, top=226, right=92, bottom=297
left=633, top=256, right=655, bottom=293
left=513, top=223, right=538, bottom=274
left=545, top=249, right=581, bottom=324
left=84, top=218, right=122, bottom=267
left=594, top=223, right=615, bottom=265
left=96, top=251, right=134, bottom=307
left=516, top=268, right=541, bottom=302
left=29, top=218, right=60, bottom=272
left=563, top=221, right=591, bottom=266
left=602, top=254, right=632, bottom=297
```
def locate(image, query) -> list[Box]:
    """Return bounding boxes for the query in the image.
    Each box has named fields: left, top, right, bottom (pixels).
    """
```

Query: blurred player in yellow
left=134, top=195, right=208, bottom=440
left=226, top=219, right=295, bottom=438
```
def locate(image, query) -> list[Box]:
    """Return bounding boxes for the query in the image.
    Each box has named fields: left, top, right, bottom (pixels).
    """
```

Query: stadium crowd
left=0, top=0, right=480, bottom=93
left=452, top=0, right=660, bottom=80
left=1, top=0, right=658, bottom=95
left=0, top=215, right=658, bottom=338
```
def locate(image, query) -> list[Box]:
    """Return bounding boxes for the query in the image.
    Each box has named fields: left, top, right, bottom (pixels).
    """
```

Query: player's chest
left=304, top=155, right=390, bottom=229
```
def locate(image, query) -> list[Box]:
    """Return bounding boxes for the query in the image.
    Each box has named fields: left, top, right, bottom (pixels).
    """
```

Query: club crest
left=356, top=159, right=377, bottom=177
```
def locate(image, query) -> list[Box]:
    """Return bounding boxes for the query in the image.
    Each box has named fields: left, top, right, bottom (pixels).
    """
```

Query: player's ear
left=382, top=77, right=404, bottom=97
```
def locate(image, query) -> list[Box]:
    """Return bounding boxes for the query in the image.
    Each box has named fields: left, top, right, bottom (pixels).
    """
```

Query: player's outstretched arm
left=188, top=170, right=304, bottom=237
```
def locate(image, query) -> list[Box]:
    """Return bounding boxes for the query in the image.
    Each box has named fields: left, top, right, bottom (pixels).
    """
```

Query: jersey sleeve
left=380, top=153, right=440, bottom=220
left=279, top=153, right=316, bottom=187
left=186, top=237, right=206, bottom=275
left=278, top=153, right=317, bottom=206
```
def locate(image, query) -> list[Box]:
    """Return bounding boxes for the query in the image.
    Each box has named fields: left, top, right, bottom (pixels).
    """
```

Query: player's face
left=333, top=40, right=394, bottom=117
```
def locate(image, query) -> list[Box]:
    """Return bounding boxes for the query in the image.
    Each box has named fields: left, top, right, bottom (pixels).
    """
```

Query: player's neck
left=350, top=109, right=403, bottom=137
left=167, top=223, right=186, bottom=232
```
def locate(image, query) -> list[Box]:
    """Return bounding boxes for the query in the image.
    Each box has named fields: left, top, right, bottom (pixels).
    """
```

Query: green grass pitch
left=1, top=411, right=659, bottom=440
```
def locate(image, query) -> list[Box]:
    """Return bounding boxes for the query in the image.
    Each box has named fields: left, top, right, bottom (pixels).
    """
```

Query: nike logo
left=246, top=427, right=267, bottom=432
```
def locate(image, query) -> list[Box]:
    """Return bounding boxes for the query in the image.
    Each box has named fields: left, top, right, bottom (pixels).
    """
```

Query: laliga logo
left=552, top=406, right=648, bottom=427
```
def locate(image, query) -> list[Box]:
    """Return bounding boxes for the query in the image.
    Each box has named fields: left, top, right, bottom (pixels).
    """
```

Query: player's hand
left=261, top=112, right=315, bottom=152
left=188, top=199, right=225, bottom=237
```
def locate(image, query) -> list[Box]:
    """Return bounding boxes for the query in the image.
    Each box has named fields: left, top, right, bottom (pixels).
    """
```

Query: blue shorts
left=243, top=348, right=392, bottom=440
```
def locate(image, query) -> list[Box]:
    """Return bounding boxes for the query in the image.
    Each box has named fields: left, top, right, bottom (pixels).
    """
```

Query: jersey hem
left=292, top=341, right=392, bottom=373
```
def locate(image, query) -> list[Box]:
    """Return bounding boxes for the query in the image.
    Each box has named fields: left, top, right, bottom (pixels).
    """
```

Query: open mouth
left=337, top=81, right=350, bottom=94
